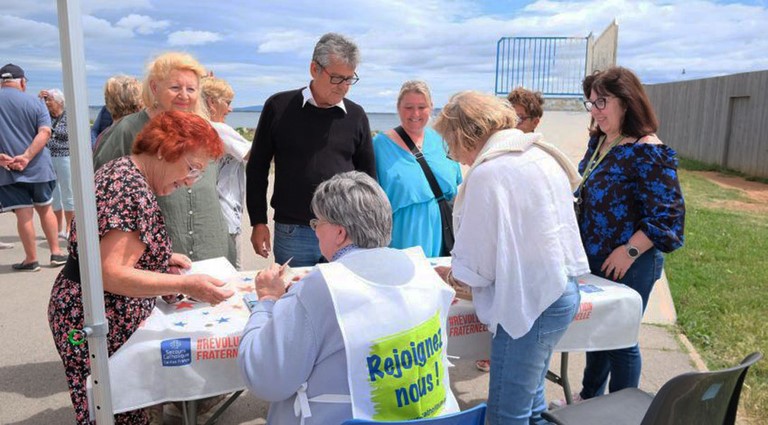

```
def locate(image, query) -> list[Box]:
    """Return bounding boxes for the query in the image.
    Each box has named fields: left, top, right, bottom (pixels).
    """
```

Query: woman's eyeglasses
left=583, top=97, right=610, bottom=111
left=309, top=218, right=336, bottom=231
left=184, top=157, right=204, bottom=183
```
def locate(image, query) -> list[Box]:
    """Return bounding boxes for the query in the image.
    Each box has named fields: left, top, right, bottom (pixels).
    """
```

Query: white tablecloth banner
left=97, top=271, right=641, bottom=413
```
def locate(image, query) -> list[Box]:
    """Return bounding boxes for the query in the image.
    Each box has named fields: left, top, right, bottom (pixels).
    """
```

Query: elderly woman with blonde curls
left=92, top=75, right=143, bottom=151
left=93, top=52, right=232, bottom=266
left=432, top=91, right=589, bottom=425
left=201, top=76, right=251, bottom=269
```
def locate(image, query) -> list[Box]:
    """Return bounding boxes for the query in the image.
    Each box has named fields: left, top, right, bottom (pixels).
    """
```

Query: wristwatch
left=625, top=244, right=640, bottom=259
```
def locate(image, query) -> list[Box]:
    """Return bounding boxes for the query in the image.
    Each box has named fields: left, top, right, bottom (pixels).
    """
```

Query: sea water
left=89, top=107, right=403, bottom=134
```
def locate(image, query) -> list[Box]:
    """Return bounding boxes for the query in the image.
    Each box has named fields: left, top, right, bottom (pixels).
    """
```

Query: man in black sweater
left=246, top=33, right=376, bottom=267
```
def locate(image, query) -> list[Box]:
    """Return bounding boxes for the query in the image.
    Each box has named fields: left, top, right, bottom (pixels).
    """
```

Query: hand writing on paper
left=255, top=262, right=289, bottom=302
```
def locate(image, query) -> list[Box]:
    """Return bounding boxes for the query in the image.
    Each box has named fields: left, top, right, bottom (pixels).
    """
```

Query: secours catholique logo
left=161, top=338, right=192, bottom=366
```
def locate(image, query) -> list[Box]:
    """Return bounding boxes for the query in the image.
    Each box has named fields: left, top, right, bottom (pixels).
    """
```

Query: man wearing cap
left=0, top=63, right=67, bottom=271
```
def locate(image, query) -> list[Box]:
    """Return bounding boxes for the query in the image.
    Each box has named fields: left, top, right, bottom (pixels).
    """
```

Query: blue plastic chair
left=341, top=403, right=487, bottom=425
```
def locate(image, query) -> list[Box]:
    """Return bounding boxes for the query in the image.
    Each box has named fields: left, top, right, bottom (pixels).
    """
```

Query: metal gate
left=495, top=36, right=589, bottom=98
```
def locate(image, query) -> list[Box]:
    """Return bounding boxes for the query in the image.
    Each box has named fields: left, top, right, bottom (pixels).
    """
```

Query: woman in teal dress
left=373, top=81, right=462, bottom=257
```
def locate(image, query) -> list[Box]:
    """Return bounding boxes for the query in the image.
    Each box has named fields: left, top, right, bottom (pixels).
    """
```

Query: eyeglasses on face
left=184, top=157, right=204, bottom=183
left=316, top=62, right=359, bottom=85
left=583, top=97, right=611, bottom=111
left=517, top=115, right=531, bottom=122
left=309, top=217, right=337, bottom=231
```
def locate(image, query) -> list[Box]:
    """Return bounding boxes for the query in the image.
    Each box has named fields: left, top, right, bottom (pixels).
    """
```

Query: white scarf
left=452, top=129, right=580, bottom=231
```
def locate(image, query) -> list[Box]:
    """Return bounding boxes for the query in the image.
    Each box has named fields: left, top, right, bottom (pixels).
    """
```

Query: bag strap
left=394, top=126, right=446, bottom=201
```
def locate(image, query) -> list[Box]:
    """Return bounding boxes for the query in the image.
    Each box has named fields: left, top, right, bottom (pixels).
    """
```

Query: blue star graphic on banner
left=242, top=277, right=253, bottom=282
left=174, top=321, right=187, bottom=327
left=217, top=317, right=230, bottom=324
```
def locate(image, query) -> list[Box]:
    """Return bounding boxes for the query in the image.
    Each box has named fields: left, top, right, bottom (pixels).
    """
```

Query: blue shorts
left=0, top=180, right=56, bottom=212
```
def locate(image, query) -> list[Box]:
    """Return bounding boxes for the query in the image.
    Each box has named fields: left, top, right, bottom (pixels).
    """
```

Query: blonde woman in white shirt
left=201, top=76, right=251, bottom=269
left=433, top=91, right=589, bottom=425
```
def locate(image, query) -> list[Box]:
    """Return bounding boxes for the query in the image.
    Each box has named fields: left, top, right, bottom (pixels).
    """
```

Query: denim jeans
left=51, top=156, right=74, bottom=211
left=273, top=222, right=324, bottom=267
left=487, top=278, right=580, bottom=425
left=580, top=248, right=664, bottom=398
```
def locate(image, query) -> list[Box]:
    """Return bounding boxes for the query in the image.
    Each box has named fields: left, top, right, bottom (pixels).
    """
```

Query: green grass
left=665, top=168, right=768, bottom=420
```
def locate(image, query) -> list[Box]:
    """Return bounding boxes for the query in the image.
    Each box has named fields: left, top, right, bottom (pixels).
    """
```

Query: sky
left=1, top=0, right=766, bottom=112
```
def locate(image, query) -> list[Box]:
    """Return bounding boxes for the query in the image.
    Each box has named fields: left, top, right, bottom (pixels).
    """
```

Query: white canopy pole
left=55, top=1, right=114, bottom=423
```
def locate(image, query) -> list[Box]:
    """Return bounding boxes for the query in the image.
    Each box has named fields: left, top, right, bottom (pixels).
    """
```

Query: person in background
left=201, top=76, right=251, bottom=269
left=238, top=171, right=459, bottom=424
left=507, top=87, right=544, bottom=134
left=93, top=52, right=232, bottom=267
left=92, top=75, right=143, bottom=151
left=563, top=66, right=685, bottom=406
left=475, top=86, right=546, bottom=374
left=373, top=80, right=461, bottom=257
left=0, top=63, right=66, bottom=271
left=246, top=32, right=376, bottom=267
left=39, top=88, right=75, bottom=240
left=90, top=105, right=112, bottom=149
left=48, top=111, right=233, bottom=425
left=432, top=91, right=588, bottom=425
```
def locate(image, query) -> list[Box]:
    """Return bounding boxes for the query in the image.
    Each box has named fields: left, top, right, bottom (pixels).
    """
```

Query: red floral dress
left=48, top=157, right=172, bottom=424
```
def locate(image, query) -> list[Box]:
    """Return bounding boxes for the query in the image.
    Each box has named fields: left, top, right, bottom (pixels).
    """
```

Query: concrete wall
left=588, top=19, right=619, bottom=75
left=645, top=70, right=768, bottom=177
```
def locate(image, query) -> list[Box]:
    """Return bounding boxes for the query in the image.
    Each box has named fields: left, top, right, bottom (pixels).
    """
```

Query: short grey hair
left=312, top=33, right=360, bottom=68
left=311, top=171, right=391, bottom=248
left=46, top=88, right=65, bottom=105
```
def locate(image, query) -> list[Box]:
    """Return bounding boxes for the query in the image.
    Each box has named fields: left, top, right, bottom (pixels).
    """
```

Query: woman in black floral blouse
left=47, top=111, right=234, bottom=424
left=567, top=66, right=685, bottom=404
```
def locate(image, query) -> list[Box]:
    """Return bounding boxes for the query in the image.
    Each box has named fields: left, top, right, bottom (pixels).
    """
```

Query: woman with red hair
left=48, top=111, right=234, bottom=425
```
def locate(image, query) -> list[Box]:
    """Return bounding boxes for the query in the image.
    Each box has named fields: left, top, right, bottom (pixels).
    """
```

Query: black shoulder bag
left=394, top=126, right=455, bottom=255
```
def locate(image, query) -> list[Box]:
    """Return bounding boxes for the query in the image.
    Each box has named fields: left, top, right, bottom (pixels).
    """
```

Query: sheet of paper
left=182, top=257, right=238, bottom=282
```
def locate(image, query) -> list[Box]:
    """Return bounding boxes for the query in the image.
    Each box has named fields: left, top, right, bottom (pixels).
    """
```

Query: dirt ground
left=695, top=171, right=768, bottom=213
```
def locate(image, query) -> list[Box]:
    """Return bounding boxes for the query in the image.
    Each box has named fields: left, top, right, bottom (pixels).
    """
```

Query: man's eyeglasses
left=184, top=157, right=204, bottom=183
left=583, top=97, right=610, bottom=111
left=316, top=63, right=359, bottom=85
left=517, top=115, right=531, bottom=122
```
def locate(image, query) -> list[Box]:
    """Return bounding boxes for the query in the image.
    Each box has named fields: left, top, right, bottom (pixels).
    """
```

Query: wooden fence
left=644, top=70, right=768, bottom=177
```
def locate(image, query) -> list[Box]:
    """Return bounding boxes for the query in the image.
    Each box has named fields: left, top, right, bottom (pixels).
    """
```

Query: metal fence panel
left=495, top=36, right=589, bottom=97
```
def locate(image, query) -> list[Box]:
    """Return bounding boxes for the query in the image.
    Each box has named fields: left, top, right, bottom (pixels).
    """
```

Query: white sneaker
left=0, top=241, right=13, bottom=249
left=548, top=393, right=583, bottom=410
left=58, top=231, right=68, bottom=240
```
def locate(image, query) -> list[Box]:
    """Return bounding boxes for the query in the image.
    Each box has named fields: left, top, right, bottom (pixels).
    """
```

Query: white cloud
left=0, top=15, right=59, bottom=48
left=82, top=15, right=134, bottom=39
left=256, top=31, right=316, bottom=54
left=2, top=0, right=766, bottom=110
left=116, top=14, right=170, bottom=35
left=167, top=30, right=222, bottom=46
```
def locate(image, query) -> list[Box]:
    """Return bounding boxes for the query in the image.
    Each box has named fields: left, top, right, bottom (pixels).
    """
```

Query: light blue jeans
left=273, top=222, right=324, bottom=267
left=487, top=278, right=580, bottom=425
left=51, top=156, right=74, bottom=211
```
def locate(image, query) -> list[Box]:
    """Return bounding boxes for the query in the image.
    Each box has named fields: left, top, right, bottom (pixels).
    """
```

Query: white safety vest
left=293, top=248, right=459, bottom=423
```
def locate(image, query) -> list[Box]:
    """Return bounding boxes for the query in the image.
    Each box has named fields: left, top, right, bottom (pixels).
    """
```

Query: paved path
left=0, top=111, right=702, bottom=424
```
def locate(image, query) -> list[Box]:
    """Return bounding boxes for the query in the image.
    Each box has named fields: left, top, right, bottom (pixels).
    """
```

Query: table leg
left=182, top=399, right=198, bottom=425
left=545, top=352, right=573, bottom=405
left=560, top=352, right=572, bottom=405
left=202, top=391, right=244, bottom=425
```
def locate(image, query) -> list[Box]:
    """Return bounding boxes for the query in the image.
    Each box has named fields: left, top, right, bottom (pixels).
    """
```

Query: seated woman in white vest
left=238, top=171, right=460, bottom=425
